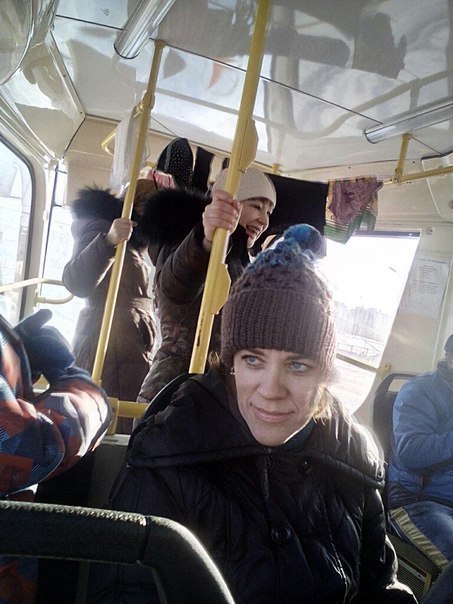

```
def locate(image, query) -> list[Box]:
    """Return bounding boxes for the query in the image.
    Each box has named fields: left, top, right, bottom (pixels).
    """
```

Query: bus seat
left=87, top=374, right=193, bottom=509
left=372, top=372, right=440, bottom=599
left=372, top=372, right=417, bottom=462
left=34, top=374, right=194, bottom=603
left=0, top=499, right=235, bottom=604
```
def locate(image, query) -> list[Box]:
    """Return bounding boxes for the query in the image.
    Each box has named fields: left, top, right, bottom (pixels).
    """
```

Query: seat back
left=372, top=372, right=417, bottom=462
left=372, top=372, right=440, bottom=599
left=0, top=499, right=235, bottom=604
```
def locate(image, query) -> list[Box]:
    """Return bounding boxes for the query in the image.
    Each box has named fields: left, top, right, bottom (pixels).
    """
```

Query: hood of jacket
left=69, top=186, right=209, bottom=251
left=128, top=370, right=384, bottom=489
left=139, top=186, right=209, bottom=254
left=70, top=187, right=123, bottom=221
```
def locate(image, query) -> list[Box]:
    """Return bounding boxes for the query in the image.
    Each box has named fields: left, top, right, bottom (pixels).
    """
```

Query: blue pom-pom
left=249, top=223, right=325, bottom=274
left=283, top=224, right=325, bottom=258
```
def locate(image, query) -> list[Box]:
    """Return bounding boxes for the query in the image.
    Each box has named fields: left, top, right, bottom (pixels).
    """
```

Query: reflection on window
left=40, top=191, right=84, bottom=344
left=319, top=233, right=419, bottom=412
left=0, top=140, right=32, bottom=324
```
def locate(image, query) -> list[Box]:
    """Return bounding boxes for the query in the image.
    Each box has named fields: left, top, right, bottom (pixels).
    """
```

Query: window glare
left=40, top=204, right=84, bottom=344
left=320, top=234, right=419, bottom=412
left=0, top=140, right=32, bottom=325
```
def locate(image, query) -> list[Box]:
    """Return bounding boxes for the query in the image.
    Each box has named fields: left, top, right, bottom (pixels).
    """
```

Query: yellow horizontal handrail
left=384, top=133, right=453, bottom=185
left=115, top=399, right=147, bottom=419
left=0, top=278, right=74, bottom=305
left=336, top=353, right=390, bottom=378
left=0, top=277, right=60, bottom=294
left=33, top=377, right=147, bottom=427
left=101, top=100, right=144, bottom=156
left=336, top=353, right=378, bottom=373
left=106, top=398, right=148, bottom=435
left=101, top=129, right=117, bottom=157
left=35, top=292, right=74, bottom=305
left=386, top=164, right=453, bottom=184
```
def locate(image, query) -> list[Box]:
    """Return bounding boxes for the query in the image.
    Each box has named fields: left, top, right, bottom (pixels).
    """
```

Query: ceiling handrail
left=385, top=134, right=453, bottom=185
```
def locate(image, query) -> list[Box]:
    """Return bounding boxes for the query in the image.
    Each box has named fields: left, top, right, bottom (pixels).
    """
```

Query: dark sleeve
left=157, top=223, right=210, bottom=305
left=62, top=219, right=116, bottom=297
left=354, top=487, right=417, bottom=603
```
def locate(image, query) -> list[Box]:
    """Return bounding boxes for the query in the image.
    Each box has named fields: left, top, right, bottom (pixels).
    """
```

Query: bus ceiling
left=0, top=1, right=452, bottom=183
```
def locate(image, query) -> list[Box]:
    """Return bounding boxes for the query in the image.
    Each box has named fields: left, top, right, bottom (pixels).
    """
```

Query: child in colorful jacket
left=0, top=309, right=112, bottom=603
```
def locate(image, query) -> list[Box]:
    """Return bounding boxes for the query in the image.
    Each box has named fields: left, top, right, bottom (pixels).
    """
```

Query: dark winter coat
left=137, top=188, right=249, bottom=403
left=88, top=370, right=415, bottom=604
left=388, top=361, right=453, bottom=508
left=62, top=188, right=157, bottom=407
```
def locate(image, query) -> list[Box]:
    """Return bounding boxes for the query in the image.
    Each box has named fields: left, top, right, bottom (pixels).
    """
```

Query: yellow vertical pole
left=92, top=40, right=166, bottom=385
left=391, top=133, right=411, bottom=184
left=189, top=0, right=271, bottom=374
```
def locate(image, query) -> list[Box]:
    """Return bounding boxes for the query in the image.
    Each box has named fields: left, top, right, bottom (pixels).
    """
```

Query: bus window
left=319, top=233, right=419, bottom=412
left=0, top=139, right=32, bottom=324
left=39, top=169, right=84, bottom=343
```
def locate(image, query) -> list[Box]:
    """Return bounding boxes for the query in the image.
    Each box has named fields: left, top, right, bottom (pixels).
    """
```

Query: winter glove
left=15, top=309, right=75, bottom=384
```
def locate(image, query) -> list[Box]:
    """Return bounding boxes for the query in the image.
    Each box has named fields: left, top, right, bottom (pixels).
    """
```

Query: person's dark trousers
left=422, top=561, right=453, bottom=604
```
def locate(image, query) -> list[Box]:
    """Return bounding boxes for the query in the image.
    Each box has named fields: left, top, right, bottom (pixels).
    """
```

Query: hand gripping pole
left=189, top=0, right=272, bottom=374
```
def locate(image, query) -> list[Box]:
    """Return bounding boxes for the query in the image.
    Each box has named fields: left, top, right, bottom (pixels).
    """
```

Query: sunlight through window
left=320, top=233, right=419, bottom=412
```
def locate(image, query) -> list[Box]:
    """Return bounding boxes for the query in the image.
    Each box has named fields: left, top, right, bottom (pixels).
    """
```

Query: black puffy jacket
left=88, top=370, right=415, bottom=604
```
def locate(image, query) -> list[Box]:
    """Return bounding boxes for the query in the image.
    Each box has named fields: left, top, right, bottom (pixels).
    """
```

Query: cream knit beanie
left=212, top=168, right=276, bottom=205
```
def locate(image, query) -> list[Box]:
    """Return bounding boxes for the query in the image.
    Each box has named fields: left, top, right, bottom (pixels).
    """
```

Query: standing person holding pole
left=63, top=180, right=158, bottom=434
left=137, top=167, right=277, bottom=404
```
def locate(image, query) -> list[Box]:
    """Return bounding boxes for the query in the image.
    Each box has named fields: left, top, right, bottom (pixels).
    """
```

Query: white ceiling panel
left=47, top=0, right=453, bottom=171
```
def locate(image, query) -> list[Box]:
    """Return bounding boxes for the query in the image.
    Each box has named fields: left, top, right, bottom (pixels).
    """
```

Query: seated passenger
left=88, top=225, right=415, bottom=604
left=138, top=167, right=277, bottom=403
left=0, top=309, right=112, bottom=603
left=388, top=335, right=453, bottom=571
left=63, top=179, right=158, bottom=433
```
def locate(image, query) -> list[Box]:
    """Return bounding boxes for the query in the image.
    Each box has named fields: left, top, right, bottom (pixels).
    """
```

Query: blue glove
left=15, top=309, right=75, bottom=384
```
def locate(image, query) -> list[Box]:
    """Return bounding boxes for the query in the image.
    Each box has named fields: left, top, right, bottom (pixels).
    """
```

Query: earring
left=230, top=367, right=235, bottom=375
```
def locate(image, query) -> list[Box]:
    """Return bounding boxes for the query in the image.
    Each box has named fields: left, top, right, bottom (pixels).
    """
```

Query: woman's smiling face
left=239, top=197, right=275, bottom=248
left=233, top=348, right=324, bottom=446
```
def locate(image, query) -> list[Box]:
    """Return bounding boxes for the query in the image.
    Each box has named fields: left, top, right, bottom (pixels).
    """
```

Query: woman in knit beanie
left=220, top=224, right=336, bottom=445
left=89, top=226, right=415, bottom=604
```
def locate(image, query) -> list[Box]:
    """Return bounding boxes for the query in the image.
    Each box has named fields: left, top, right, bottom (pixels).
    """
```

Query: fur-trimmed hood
left=138, top=186, right=209, bottom=249
left=70, top=186, right=209, bottom=253
left=70, top=187, right=123, bottom=222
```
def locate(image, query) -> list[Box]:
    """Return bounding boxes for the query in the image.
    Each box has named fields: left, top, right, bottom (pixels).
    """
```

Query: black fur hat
left=69, top=187, right=123, bottom=221
left=136, top=186, right=208, bottom=250
left=70, top=185, right=208, bottom=255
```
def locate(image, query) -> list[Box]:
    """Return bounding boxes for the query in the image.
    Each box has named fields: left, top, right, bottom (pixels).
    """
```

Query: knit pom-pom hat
left=212, top=167, right=276, bottom=205
left=221, top=224, right=336, bottom=374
